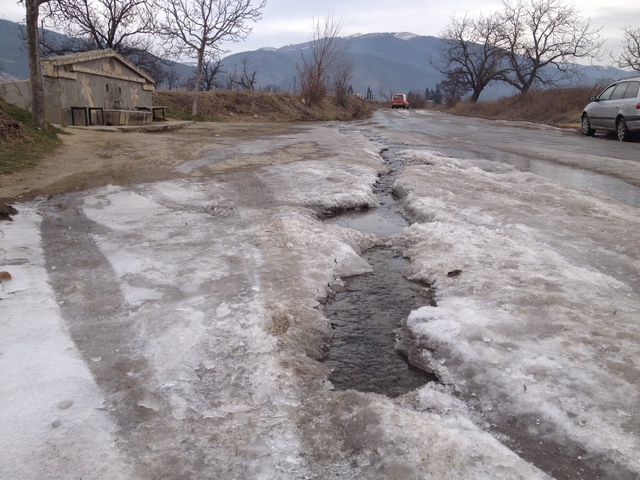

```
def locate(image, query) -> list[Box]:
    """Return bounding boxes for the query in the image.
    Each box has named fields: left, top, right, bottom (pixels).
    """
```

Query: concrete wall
left=0, top=80, right=31, bottom=110
left=1, top=55, right=154, bottom=126
left=44, top=56, right=153, bottom=125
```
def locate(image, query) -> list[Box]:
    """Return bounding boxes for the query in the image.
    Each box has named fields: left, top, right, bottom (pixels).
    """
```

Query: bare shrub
left=333, top=59, right=354, bottom=107
left=297, top=15, right=351, bottom=106
left=449, top=85, right=604, bottom=126
left=406, top=91, right=426, bottom=109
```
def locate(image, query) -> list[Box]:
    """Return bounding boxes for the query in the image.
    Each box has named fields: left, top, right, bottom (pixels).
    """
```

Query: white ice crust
left=1, top=127, right=553, bottom=478
left=0, top=206, right=132, bottom=479
left=394, top=149, right=640, bottom=475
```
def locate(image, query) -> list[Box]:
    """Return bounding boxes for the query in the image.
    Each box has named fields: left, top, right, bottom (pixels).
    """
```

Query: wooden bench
left=70, top=107, right=104, bottom=126
left=136, top=106, right=166, bottom=122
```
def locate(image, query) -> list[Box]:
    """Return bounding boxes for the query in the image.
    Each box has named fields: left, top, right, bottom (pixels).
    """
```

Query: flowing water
left=323, top=142, right=438, bottom=397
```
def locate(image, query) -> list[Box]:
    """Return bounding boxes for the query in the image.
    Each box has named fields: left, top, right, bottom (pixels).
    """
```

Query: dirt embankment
left=153, top=90, right=377, bottom=122
left=445, top=85, right=603, bottom=129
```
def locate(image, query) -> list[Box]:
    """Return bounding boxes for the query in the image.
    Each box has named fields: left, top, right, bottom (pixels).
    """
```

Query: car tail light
left=636, top=102, right=640, bottom=109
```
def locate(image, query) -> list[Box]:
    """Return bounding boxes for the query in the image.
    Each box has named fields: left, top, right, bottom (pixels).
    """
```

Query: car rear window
left=623, top=82, right=640, bottom=99
left=610, top=83, right=629, bottom=100
left=393, top=95, right=403, bottom=100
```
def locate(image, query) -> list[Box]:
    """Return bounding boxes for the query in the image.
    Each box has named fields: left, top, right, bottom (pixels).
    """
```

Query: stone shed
left=40, top=49, right=155, bottom=126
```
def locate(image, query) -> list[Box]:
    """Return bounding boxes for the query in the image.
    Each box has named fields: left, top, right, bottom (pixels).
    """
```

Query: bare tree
left=438, top=72, right=472, bottom=106
left=236, top=58, right=257, bottom=90
left=437, top=13, right=506, bottom=103
left=38, top=0, right=160, bottom=74
left=200, top=57, right=223, bottom=90
left=332, top=57, right=354, bottom=106
left=20, top=0, right=51, bottom=128
left=618, top=26, right=640, bottom=71
left=165, top=66, right=181, bottom=90
left=297, top=15, right=351, bottom=106
left=223, top=68, right=237, bottom=90
left=156, top=0, right=265, bottom=115
left=499, top=0, right=604, bottom=93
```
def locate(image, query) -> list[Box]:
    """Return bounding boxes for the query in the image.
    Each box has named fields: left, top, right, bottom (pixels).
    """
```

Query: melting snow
left=394, top=149, right=640, bottom=475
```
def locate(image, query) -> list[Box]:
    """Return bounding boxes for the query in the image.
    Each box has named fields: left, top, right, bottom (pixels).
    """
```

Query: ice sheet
left=1, top=127, right=550, bottom=478
left=0, top=206, right=131, bottom=479
left=393, top=149, right=640, bottom=475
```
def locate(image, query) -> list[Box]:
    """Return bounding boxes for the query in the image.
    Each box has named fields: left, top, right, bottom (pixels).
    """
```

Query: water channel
left=323, top=141, right=438, bottom=397
left=322, top=127, right=640, bottom=477
left=322, top=127, right=640, bottom=398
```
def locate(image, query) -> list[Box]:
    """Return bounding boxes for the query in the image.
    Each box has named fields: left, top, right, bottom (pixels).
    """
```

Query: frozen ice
left=394, top=149, right=640, bottom=475
left=0, top=127, right=560, bottom=478
left=0, top=206, right=133, bottom=479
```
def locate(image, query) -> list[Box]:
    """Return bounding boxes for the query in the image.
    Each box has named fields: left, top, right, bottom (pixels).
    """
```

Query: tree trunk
left=26, top=0, right=47, bottom=128
left=191, top=52, right=204, bottom=116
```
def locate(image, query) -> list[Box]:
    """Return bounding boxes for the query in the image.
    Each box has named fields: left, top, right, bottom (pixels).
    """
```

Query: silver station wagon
left=581, top=76, right=640, bottom=141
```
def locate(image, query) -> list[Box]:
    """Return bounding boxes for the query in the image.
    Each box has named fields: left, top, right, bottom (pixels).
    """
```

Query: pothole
left=322, top=135, right=439, bottom=396
left=323, top=246, right=438, bottom=397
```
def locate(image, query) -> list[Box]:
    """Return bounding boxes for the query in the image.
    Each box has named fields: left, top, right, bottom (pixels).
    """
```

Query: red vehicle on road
left=391, top=93, right=410, bottom=109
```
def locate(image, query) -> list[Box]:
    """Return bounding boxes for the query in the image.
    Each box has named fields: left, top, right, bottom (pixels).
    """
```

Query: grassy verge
left=445, top=85, right=605, bottom=129
left=152, top=90, right=378, bottom=122
left=0, top=97, right=62, bottom=174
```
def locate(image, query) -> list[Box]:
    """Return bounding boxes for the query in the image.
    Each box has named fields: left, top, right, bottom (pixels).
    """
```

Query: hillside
left=0, top=19, right=30, bottom=81
left=1, top=19, right=628, bottom=101
left=220, top=32, right=626, bottom=100
left=0, top=96, right=61, bottom=174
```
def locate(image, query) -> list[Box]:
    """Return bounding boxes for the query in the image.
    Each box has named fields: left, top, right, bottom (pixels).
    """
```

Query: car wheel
left=617, top=117, right=631, bottom=142
left=581, top=114, right=595, bottom=136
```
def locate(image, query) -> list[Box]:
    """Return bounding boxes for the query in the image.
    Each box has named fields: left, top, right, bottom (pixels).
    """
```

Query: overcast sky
left=1, top=0, right=639, bottom=62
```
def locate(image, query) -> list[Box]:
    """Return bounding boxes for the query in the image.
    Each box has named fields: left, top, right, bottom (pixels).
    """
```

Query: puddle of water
left=507, top=157, right=640, bottom=208
left=323, top=247, right=437, bottom=397
left=324, top=146, right=409, bottom=236
left=325, top=207, right=408, bottom=236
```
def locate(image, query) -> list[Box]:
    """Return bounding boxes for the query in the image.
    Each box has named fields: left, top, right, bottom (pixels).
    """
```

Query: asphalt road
left=2, top=112, right=639, bottom=479
left=363, top=109, right=640, bottom=203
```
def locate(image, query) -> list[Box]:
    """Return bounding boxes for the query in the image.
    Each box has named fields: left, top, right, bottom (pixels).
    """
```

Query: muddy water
left=324, top=247, right=437, bottom=397
left=323, top=143, right=438, bottom=396
left=324, top=147, right=409, bottom=235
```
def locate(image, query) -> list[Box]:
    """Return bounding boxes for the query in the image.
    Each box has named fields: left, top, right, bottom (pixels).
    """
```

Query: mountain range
left=0, top=18, right=627, bottom=101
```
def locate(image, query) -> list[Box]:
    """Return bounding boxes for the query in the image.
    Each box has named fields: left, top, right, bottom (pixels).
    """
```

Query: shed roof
left=41, top=49, right=155, bottom=84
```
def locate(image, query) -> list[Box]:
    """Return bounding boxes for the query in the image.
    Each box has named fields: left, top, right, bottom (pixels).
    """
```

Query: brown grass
left=0, top=97, right=62, bottom=174
left=446, top=85, right=606, bottom=129
left=152, top=90, right=377, bottom=122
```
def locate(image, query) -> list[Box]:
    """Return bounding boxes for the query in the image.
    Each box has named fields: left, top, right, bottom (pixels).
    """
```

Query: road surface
left=1, top=110, right=639, bottom=479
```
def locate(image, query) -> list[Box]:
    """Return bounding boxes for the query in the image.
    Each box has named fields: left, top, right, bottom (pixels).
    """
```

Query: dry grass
left=0, top=97, right=62, bottom=175
left=446, top=85, right=606, bottom=129
left=152, top=90, right=377, bottom=122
